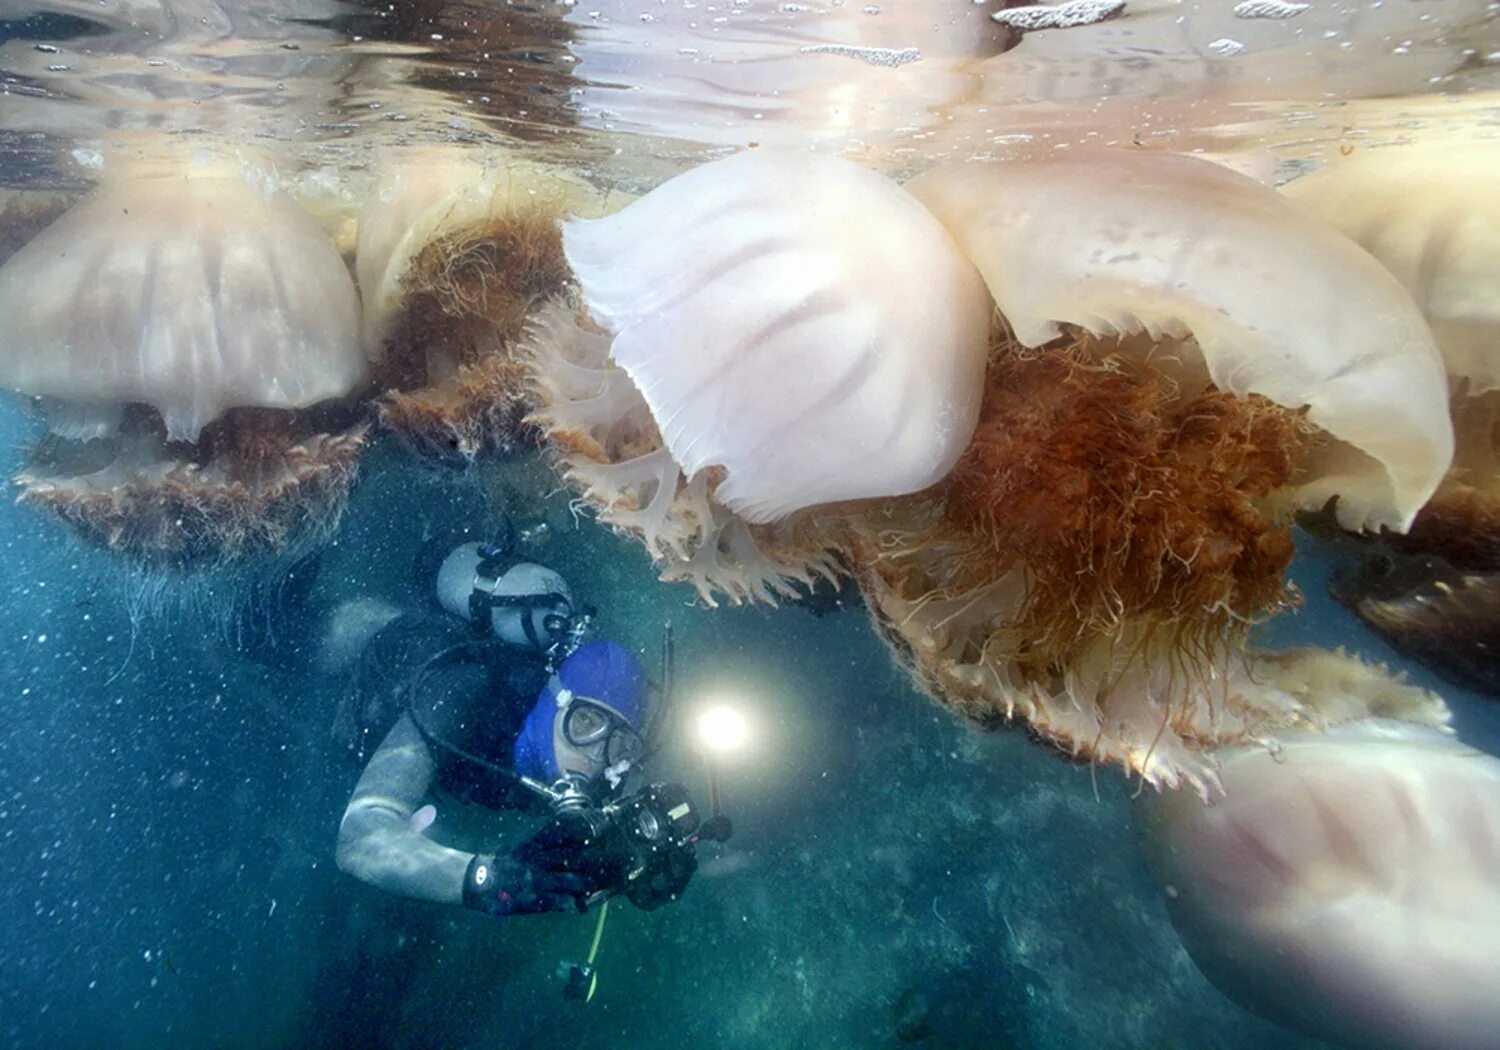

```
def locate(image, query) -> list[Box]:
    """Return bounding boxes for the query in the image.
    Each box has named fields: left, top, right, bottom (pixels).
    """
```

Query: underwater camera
left=524, top=774, right=726, bottom=1005
left=520, top=776, right=730, bottom=912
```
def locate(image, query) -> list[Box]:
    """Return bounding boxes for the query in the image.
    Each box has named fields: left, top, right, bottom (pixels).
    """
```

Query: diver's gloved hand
left=515, top=812, right=628, bottom=898
left=461, top=852, right=588, bottom=917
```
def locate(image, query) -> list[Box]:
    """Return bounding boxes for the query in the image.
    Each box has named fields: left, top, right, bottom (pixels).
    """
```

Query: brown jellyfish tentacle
left=16, top=412, right=368, bottom=573
left=853, top=508, right=1441, bottom=796
left=366, top=166, right=599, bottom=465
left=943, top=331, right=1307, bottom=677
left=844, top=327, right=1332, bottom=796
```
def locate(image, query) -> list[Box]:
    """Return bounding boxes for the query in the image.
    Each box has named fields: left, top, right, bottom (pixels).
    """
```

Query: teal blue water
left=1, top=387, right=1492, bottom=1049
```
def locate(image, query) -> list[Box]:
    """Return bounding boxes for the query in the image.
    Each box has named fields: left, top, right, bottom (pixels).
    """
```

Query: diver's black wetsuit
left=336, top=613, right=551, bottom=904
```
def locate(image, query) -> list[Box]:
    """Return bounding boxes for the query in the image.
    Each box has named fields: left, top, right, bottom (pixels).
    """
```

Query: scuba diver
left=335, top=539, right=710, bottom=918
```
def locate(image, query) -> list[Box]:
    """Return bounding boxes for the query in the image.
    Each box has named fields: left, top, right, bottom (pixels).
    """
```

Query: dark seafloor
left=2, top=397, right=1498, bottom=1050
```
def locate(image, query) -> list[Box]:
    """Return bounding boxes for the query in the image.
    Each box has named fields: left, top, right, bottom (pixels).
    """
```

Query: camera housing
left=520, top=777, right=707, bottom=910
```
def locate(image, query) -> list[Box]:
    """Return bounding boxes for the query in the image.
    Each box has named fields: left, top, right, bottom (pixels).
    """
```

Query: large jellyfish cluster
left=0, top=144, right=604, bottom=570
left=530, top=146, right=1455, bottom=793
left=522, top=144, right=1500, bottom=1047
left=3, top=1, right=1499, bottom=1043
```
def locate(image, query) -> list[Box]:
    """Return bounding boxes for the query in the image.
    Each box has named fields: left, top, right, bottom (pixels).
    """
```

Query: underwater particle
left=0, top=162, right=368, bottom=571
left=357, top=150, right=608, bottom=468
left=1136, top=666, right=1500, bottom=1050
left=1331, top=553, right=1500, bottom=697
left=990, top=0, right=1126, bottom=31
left=528, top=149, right=991, bottom=605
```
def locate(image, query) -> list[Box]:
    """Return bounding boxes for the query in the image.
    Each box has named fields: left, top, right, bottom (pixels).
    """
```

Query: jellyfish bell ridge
left=0, top=168, right=364, bottom=443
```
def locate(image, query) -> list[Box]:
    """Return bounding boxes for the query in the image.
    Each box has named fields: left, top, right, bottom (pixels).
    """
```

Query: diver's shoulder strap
left=401, top=641, right=550, bottom=811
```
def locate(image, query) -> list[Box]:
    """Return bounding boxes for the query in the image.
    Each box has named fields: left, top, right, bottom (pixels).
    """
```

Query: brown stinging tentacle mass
left=17, top=405, right=367, bottom=572
left=937, top=333, right=1312, bottom=687
left=373, top=205, right=572, bottom=461
left=843, top=327, right=1322, bottom=794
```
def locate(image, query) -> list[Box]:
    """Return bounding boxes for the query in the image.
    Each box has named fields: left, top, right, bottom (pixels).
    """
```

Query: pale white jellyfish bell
left=1283, top=143, right=1500, bottom=394
left=561, top=149, right=993, bottom=523
left=1139, top=719, right=1500, bottom=1050
left=906, top=149, right=1454, bottom=534
left=0, top=162, right=365, bottom=442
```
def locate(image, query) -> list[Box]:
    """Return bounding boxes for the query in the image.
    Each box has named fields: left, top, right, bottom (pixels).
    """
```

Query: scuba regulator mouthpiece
left=543, top=604, right=595, bottom=666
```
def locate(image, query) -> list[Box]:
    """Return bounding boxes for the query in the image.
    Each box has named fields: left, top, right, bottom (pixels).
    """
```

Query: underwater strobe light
left=694, top=701, right=748, bottom=843
left=696, top=704, right=749, bottom=753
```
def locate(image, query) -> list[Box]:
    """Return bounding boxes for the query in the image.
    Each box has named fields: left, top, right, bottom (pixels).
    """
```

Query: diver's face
left=551, top=697, right=643, bottom=779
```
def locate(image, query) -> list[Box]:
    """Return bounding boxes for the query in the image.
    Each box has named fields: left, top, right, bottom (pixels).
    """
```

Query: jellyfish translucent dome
left=1139, top=720, right=1500, bottom=1050
left=0, top=167, right=364, bottom=442
left=561, top=148, right=993, bottom=524
left=906, top=149, right=1453, bottom=534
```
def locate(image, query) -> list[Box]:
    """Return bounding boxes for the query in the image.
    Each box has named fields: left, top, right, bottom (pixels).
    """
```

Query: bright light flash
left=697, top=704, right=748, bottom=753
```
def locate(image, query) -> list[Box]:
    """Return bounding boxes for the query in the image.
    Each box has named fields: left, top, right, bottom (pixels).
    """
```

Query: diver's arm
left=335, top=713, right=471, bottom=904
left=335, top=713, right=591, bottom=914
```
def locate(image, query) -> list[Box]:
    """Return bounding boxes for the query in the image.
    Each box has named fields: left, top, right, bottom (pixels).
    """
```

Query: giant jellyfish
left=0, top=159, right=367, bottom=571
left=1136, top=649, right=1500, bottom=1050
left=530, top=147, right=1456, bottom=793
left=528, top=149, right=992, bottom=603
left=1285, top=145, right=1500, bottom=695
